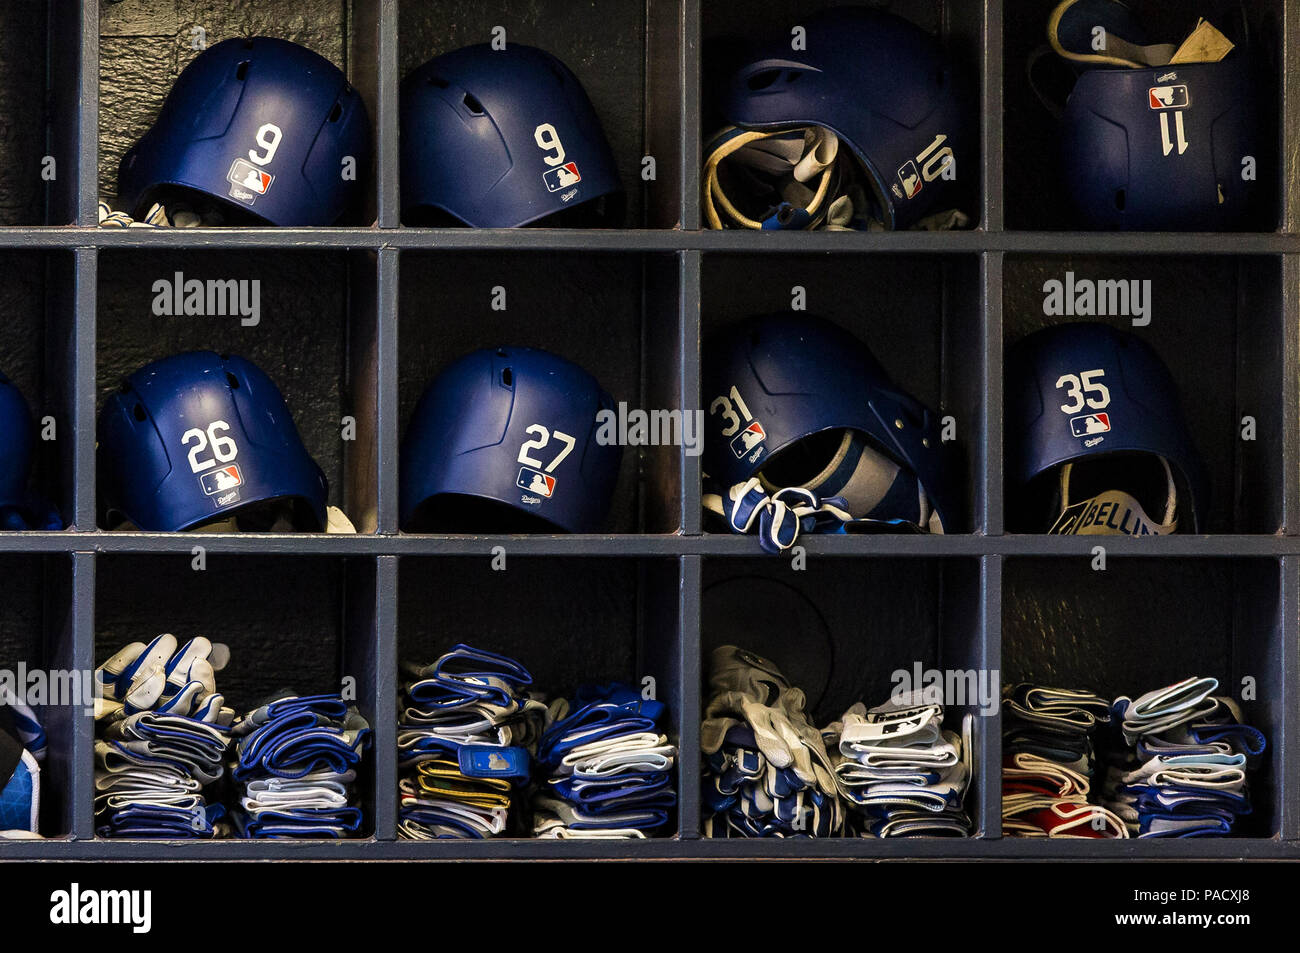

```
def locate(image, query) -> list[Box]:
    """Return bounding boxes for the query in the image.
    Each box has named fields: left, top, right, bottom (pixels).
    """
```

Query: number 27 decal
left=518, top=425, right=576, bottom=472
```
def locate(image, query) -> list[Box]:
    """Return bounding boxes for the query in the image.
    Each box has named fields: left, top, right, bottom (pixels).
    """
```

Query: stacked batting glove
left=1101, top=677, right=1265, bottom=838
left=533, top=683, right=677, bottom=839
left=701, top=646, right=842, bottom=837
left=824, top=695, right=973, bottom=837
left=229, top=693, right=371, bottom=838
left=397, top=644, right=544, bottom=839
left=93, top=635, right=234, bottom=838
left=1001, top=683, right=1127, bottom=838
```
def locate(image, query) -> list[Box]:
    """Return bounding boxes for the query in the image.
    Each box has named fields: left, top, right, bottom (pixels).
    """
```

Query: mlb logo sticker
left=896, top=160, right=922, bottom=199
left=517, top=466, right=556, bottom=498
left=729, top=422, right=767, bottom=459
left=1148, top=85, right=1189, bottom=110
left=199, top=464, right=243, bottom=496
left=1070, top=412, right=1111, bottom=437
left=227, top=158, right=274, bottom=203
left=543, top=163, right=582, bottom=192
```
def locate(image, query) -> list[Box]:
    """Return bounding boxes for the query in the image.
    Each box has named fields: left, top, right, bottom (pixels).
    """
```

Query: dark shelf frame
left=0, top=0, right=1295, bottom=860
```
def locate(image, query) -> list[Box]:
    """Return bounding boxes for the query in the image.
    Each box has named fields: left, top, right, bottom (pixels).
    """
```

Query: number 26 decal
left=518, top=425, right=576, bottom=472
left=182, top=421, right=239, bottom=473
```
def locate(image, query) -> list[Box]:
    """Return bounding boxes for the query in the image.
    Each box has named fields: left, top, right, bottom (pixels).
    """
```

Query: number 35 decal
left=182, top=421, right=239, bottom=473
left=1055, top=369, right=1111, bottom=414
left=518, top=425, right=576, bottom=471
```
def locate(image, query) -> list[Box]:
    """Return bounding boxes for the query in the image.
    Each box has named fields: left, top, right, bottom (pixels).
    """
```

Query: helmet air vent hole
left=328, top=102, right=343, bottom=122
left=235, top=61, right=250, bottom=81
left=747, top=70, right=781, bottom=91
left=783, top=71, right=802, bottom=83
left=1114, top=189, right=1126, bottom=211
left=226, top=373, right=240, bottom=390
left=501, top=368, right=513, bottom=387
left=462, top=93, right=485, bottom=115
left=133, top=404, right=147, bottom=422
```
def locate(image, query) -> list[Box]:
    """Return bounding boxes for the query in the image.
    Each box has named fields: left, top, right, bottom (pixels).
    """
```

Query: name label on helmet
left=1050, top=491, right=1170, bottom=537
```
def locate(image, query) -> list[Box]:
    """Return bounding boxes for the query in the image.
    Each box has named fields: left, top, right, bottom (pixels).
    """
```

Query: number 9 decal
left=249, top=123, right=283, bottom=166
left=533, top=123, right=566, bottom=167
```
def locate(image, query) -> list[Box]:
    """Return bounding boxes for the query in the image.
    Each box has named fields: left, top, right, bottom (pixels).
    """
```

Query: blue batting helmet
left=98, top=351, right=328, bottom=531
left=1007, top=322, right=1207, bottom=534
left=401, top=348, right=621, bottom=533
left=1049, top=0, right=1261, bottom=229
left=400, top=44, right=622, bottom=227
left=703, top=314, right=957, bottom=533
left=0, top=371, right=34, bottom=512
left=716, top=6, right=974, bottom=230
left=118, top=37, right=372, bottom=226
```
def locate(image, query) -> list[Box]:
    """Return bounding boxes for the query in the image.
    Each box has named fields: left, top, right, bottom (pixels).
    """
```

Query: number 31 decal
left=518, top=425, right=576, bottom=471
left=709, top=386, right=753, bottom=436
